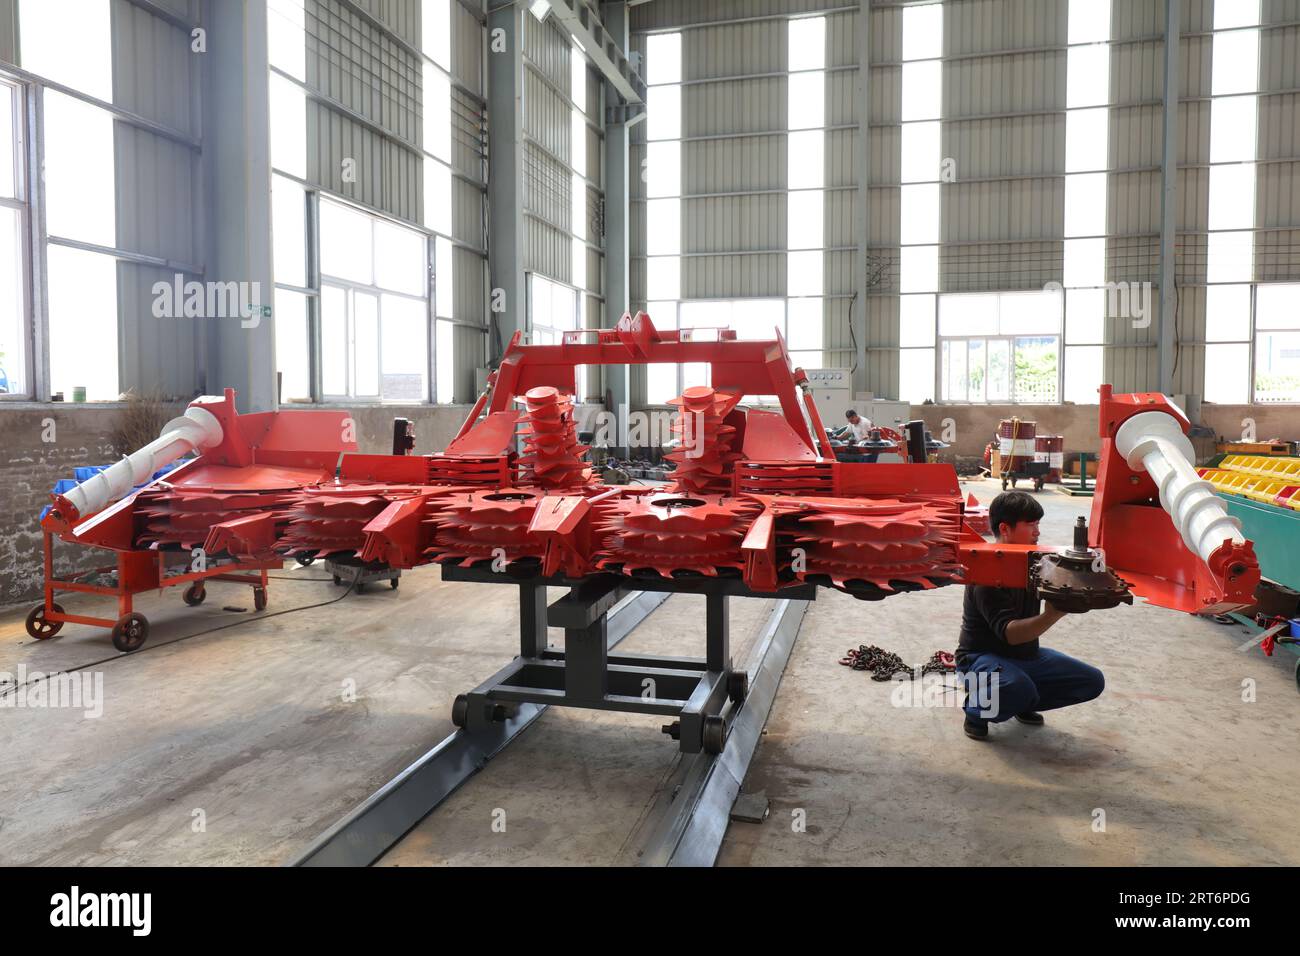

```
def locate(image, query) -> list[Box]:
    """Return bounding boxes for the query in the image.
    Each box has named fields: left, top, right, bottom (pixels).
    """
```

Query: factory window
left=268, top=0, right=306, bottom=82
left=1063, top=288, right=1105, bottom=405
left=269, top=73, right=307, bottom=180
left=43, top=90, right=115, bottom=248
left=47, top=245, right=118, bottom=402
left=529, top=273, right=577, bottom=347
left=19, top=0, right=113, bottom=102
left=937, top=291, right=1061, bottom=404
left=0, top=80, right=27, bottom=398
left=644, top=299, right=820, bottom=405
left=319, top=198, right=430, bottom=402
left=1254, top=284, right=1300, bottom=403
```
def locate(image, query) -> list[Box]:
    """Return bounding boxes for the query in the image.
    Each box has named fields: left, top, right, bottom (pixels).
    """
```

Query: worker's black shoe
left=1015, top=711, right=1045, bottom=726
left=963, top=716, right=989, bottom=741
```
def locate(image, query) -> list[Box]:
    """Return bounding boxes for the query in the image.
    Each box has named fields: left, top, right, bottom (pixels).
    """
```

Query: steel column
left=487, top=0, right=526, bottom=364
left=601, top=1, right=632, bottom=443
left=1157, top=0, right=1180, bottom=395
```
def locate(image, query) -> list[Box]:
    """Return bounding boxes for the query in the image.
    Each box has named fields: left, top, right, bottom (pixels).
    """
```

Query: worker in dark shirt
left=958, top=491, right=1106, bottom=741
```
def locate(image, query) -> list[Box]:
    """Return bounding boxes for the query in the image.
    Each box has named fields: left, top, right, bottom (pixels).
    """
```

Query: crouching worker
left=958, top=491, right=1105, bottom=741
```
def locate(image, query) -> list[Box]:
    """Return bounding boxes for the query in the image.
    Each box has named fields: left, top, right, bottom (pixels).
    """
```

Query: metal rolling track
left=293, top=591, right=810, bottom=868
left=634, top=598, right=808, bottom=867
left=292, top=589, right=669, bottom=867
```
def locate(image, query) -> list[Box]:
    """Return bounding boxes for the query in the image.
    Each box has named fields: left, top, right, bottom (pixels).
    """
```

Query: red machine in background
left=29, top=314, right=1257, bottom=660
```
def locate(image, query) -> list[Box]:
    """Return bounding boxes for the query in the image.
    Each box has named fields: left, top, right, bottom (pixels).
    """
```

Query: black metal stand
left=444, top=566, right=816, bottom=754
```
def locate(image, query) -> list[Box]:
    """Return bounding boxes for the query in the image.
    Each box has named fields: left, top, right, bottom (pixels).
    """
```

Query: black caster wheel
left=1034, top=478, right=1044, bottom=491
left=253, top=586, right=268, bottom=611
left=1294, top=657, right=1299, bottom=695
left=111, top=613, right=149, bottom=653
left=451, top=694, right=469, bottom=728
left=25, top=603, right=64, bottom=640
left=727, top=670, right=749, bottom=705
left=295, top=554, right=315, bottom=567
left=389, top=576, right=399, bottom=590
left=702, top=715, right=728, bottom=755
left=183, top=582, right=206, bottom=606
left=356, top=581, right=365, bottom=594
left=1001, top=478, right=1009, bottom=490
left=332, top=574, right=342, bottom=586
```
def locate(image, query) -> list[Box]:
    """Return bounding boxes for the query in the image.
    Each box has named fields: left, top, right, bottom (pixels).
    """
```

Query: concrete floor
left=1, top=478, right=1297, bottom=866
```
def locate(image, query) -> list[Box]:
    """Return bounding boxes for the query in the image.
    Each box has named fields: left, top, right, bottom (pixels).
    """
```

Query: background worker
left=957, top=491, right=1107, bottom=741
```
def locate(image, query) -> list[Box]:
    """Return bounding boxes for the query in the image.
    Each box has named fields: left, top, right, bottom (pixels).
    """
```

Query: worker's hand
left=1045, top=599, right=1083, bottom=616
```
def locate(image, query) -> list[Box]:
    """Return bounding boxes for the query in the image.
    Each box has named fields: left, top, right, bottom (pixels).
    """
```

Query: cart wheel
left=111, top=613, right=149, bottom=653
left=1001, top=477, right=1009, bottom=490
left=702, top=715, right=728, bottom=755
left=451, top=694, right=469, bottom=728
left=1294, top=657, right=1299, bottom=695
left=253, top=586, right=268, bottom=612
left=332, top=574, right=342, bottom=586
left=389, top=575, right=399, bottom=590
left=1034, top=478, right=1044, bottom=491
left=295, top=554, right=315, bottom=567
left=727, top=670, right=749, bottom=705
left=25, top=603, right=65, bottom=640
left=356, top=581, right=365, bottom=594
left=182, top=582, right=206, bottom=606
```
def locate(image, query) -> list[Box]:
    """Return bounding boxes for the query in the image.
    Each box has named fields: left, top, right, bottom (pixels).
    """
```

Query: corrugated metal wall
left=630, top=0, right=1300, bottom=402
left=522, top=11, right=604, bottom=311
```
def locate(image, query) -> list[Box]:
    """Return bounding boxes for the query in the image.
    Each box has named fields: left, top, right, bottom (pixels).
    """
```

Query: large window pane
left=987, top=339, right=1010, bottom=401
left=424, top=157, right=452, bottom=235
left=1066, top=288, right=1105, bottom=343
left=901, top=62, right=941, bottom=121
left=269, top=73, right=307, bottom=179
left=787, top=130, right=825, bottom=189
left=422, top=0, right=451, bottom=70
left=789, top=17, right=827, bottom=71
left=787, top=73, right=825, bottom=130
left=787, top=298, right=823, bottom=351
left=1207, top=231, right=1254, bottom=284
left=899, top=245, right=938, bottom=293
left=646, top=199, right=680, bottom=256
left=1000, top=289, right=1062, bottom=335
left=646, top=141, right=680, bottom=198
left=1063, top=237, right=1106, bottom=288
left=320, top=198, right=374, bottom=284
left=268, top=0, right=306, bottom=81
left=647, top=85, right=681, bottom=140
left=1206, top=284, right=1251, bottom=341
left=1212, top=30, right=1259, bottom=97
left=374, top=219, right=426, bottom=296
left=902, top=5, right=942, bottom=60
left=1066, top=45, right=1109, bottom=108
left=1065, top=108, right=1109, bottom=173
left=1013, top=337, right=1058, bottom=403
left=321, top=285, right=348, bottom=395
left=1254, top=283, right=1299, bottom=330
left=0, top=81, right=19, bottom=200
left=900, top=294, right=935, bottom=347
left=20, top=0, right=112, bottom=101
left=47, top=245, right=117, bottom=401
left=939, top=293, right=998, bottom=336
left=354, top=291, right=380, bottom=397
left=1255, top=331, right=1300, bottom=402
left=424, top=62, right=451, bottom=162
left=1209, top=96, right=1258, bottom=164
left=900, top=184, right=940, bottom=245
left=274, top=288, right=310, bottom=402
left=1204, top=343, right=1250, bottom=403
left=645, top=33, right=682, bottom=85
left=901, top=121, right=941, bottom=183
left=435, top=236, right=454, bottom=319
left=787, top=190, right=823, bottom=250
left=436, top=319, right=454, bottom=402
left=272, top=175, right=307, bottom=287
left=1064, top=344, right=1103, bottom=403
left=1208, top=164, right=1256, bottom=231
left=44, top=91, right=115, bottom=246
left=647, top=256, right=680, bottom=300
left=381, top=294, right=427, bottom=400
left=1068, top=0, right=1111, bottom=44
left=1064, top=173, right=1107, bottom=237
left=899, top=347, right=935, bottom=403
left=0, top=206, right=25, bottom=395
left=788, top=251, right=823, bottom=297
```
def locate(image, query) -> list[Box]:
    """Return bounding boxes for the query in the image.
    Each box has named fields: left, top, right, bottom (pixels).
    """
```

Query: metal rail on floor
left=291, top=589, right=670, bottom=867
left=635, top=599, right=809, bottom=867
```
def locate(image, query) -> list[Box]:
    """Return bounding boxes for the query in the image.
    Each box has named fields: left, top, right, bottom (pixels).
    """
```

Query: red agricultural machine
left=29, top=313, right=1259, bottom=751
